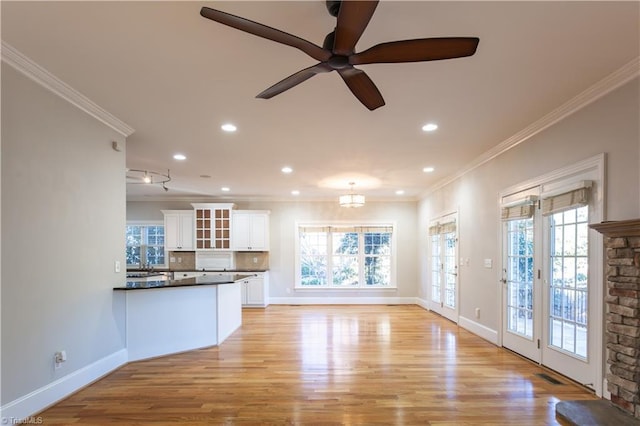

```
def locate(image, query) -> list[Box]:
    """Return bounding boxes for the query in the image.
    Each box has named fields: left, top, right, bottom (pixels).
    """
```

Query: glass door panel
left=548, top=206, right=589, bottom=359
left=444, top=232, right=457, bottom=309
left=431, top=235, right=441, bottom=305
left=506, top=218, right=534, bottom=339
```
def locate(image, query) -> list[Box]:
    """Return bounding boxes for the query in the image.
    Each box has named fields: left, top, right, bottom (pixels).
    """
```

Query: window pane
left=365, top=256, right=390, bottom=286
left=364, top=232, right=391, bottom=255
left=146, top=226, right=165, bottom=245
left=301, top=232, right=327, bottom=255
left=332, top=255, right=358, bottom=286
left=126, top=246, right=140, bottom=265
left=301, top=255, right=327, bottom=286
left=300, top=232, right=328, bottom=286
left=146, top=246, right=165, bottom=265
left=126, top=226, right=142, bottom=247
left=333, top=232, right=358, bottom=255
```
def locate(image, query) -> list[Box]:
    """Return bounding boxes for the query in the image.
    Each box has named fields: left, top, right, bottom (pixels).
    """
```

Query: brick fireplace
left=590, top=219, right=640, bottom=417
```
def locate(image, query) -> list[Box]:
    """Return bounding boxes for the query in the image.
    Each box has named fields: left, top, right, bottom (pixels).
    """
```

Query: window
left=297, top=224, right=394, bottom=288
left=126, top=223, right=165, bottom=267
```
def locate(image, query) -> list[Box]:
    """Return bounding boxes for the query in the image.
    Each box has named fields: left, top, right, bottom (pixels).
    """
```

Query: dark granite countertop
left=173, top=269, right=269, bottom=273
left=114, top=273, right=255, bottom=291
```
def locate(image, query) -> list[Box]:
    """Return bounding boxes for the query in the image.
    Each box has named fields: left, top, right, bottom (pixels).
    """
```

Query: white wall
left=1, top=64, right=127, bottom=408
left=127, top=200, right=419, bottom=301
left=418, top=77, right=640, bottom=335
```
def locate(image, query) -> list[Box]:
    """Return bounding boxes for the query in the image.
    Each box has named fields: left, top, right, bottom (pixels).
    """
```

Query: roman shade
left=541, top=182, right=591, bottom=216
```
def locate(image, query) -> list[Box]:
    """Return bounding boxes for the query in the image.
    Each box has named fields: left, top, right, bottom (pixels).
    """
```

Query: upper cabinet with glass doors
left=192, top=203, right=235, bottom=250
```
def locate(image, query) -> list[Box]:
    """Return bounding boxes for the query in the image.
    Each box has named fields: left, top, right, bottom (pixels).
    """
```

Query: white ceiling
left=2, top=1, right=639, bottom=202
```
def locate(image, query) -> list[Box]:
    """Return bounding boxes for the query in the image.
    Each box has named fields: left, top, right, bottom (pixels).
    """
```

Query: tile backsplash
left=168, top=251, right=196, bottom=270
left=235, top=252, right=269, bottom=270
left=167, top=251, right=269, bottom=271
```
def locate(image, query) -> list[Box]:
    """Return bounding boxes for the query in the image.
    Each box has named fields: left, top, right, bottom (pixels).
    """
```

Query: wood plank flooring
left=37, top=305, right=596, bottom=425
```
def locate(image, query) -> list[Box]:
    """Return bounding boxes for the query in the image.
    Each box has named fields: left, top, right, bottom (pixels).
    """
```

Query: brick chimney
left=590, top=219, right=640, bottom=417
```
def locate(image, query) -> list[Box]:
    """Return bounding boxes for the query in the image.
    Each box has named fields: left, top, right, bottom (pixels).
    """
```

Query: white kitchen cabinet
left=231, top=210, right=270, bottom=251
left=162, top=210, right=194, bottom=251
left=192, top=203, right=235, bottom=250
left=240, top=272, right=269, bottom=307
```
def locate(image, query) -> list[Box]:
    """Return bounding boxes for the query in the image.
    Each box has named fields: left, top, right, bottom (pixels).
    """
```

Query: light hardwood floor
left=37, top=305, right=596, bottom=425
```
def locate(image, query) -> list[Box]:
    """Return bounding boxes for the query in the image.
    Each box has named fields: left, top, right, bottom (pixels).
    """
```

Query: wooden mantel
left=590, top=219, right=640, bottom=237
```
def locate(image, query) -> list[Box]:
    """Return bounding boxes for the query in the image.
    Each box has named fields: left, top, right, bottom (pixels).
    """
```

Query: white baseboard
left=0, top=349, right=127, bottom=422
left=458, top=316, right=499, bottom=345
left=414, top=297, right=430, bottom=311
left=269, top=296, right=420, bottom=305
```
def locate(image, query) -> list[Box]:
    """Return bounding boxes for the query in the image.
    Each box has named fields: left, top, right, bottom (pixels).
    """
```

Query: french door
left=503, top=212, right=541, bottom=362
left=501, top=170, right=602, bottom=392
left=429, top=213, right=458, bottom=323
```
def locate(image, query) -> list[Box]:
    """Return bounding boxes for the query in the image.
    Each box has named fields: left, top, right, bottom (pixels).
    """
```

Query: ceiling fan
left=200, top=1, right=479, bottom=111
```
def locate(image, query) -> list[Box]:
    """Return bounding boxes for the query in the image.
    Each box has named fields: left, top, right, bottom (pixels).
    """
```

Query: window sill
left=294, top=286, right=397, bottom=291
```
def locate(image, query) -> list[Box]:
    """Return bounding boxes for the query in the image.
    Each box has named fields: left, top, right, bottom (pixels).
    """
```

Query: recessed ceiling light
left=221, top=187, right=230, bottom=192
left=395, top=190, right=405, bottom=195
left=173, top=153, right=186, bottom=160
left=221, top=123, right=237, bottom=132
left=423, top=167, right=435, bottom=173
left=281, top=166, right=293, bottom=174
left=291, top=190, right=300, bottom=196
left=422, top=123, right=438, bottom=132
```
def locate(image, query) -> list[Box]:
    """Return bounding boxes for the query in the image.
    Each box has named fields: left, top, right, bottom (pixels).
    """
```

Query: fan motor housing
left=326, top=1, right=341, bottom=17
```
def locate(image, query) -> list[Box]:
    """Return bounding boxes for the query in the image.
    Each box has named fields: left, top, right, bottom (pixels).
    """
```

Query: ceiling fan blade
left=257, top=63, right=333, bottom=99
left=337, top=66, right=385, bottom=111
left=350, top=37, right=480, bottom=65
left=333, top=1, right=379, bottom=56
left=200, top=7, right=331, bottom=62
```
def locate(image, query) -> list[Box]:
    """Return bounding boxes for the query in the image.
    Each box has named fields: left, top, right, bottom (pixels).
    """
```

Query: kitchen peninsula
left=114, top=274, right=252, bottom=361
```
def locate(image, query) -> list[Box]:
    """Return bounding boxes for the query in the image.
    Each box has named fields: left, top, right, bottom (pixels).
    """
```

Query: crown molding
left=420, top=56, right=640, bottom=199
left=1, top=41, right=135, bottom=137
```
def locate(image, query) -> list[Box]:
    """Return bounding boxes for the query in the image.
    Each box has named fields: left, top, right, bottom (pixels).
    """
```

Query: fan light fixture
left=339, top=182, right=365, bottom=208
left=126, top=169, right=171, bottom=192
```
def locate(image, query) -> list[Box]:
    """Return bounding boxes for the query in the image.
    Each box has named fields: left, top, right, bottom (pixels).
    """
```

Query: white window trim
left=294, top=221, right=398, bottom=290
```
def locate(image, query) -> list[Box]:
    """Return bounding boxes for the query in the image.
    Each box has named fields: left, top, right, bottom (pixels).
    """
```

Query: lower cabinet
left=173, top=271, right=269, bottom=308
left=241, top=272, right=269, bottom=308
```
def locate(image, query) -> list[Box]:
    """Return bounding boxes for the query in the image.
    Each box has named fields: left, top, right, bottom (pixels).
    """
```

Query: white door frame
left=497, top=154, right=604, bottom=396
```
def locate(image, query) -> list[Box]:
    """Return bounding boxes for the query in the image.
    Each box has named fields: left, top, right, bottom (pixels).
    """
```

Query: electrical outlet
left=114, top=260, right=121, bottom=273
left=54, top=350, right=67, bottom=369
left=475, top=308, right=480, bottom=319
left=253, top=257, right=258, bottom=264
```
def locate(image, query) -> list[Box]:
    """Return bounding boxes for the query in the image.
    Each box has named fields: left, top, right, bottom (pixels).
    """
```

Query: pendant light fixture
left=339, top=182, right=365, bottom=208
